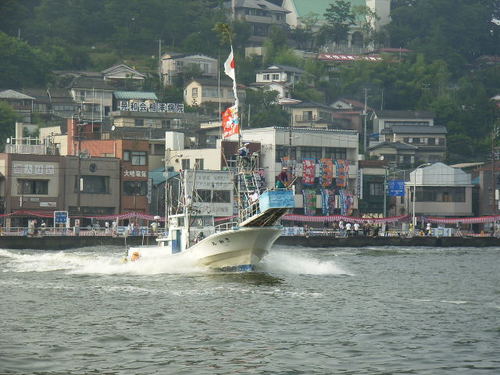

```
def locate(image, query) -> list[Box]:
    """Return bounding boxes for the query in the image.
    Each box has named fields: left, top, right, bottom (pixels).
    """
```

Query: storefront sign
left=119, top=101, right=184, bottom=113
left=123, top=170, right=148, bottom=178
left=13, top=162, right=56, bottom=175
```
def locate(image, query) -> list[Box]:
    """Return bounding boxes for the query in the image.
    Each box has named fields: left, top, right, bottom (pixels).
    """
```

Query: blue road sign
left=54, top=211, right=68, bottom=225
left=388, top=180, right=405, bottom=196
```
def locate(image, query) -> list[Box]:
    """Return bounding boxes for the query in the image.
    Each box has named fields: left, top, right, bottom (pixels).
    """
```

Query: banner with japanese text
left=302, top=158, right=316, bottom=185
left=320, top=158, right=333, bottom=187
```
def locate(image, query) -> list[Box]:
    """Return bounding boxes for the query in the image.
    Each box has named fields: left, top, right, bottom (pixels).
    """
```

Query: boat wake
left=0, top=248, right=351, bottom=276
left=260, top=249, right=352, bottom=276
left=0, top=248, right=205, bottom=275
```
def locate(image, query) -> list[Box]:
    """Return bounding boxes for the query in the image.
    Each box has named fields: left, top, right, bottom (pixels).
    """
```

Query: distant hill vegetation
left=0, top=0, right=498, bottom=163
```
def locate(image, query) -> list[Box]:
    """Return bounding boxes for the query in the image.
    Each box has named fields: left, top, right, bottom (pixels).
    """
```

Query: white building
left=161, top=53, right=218, bottom=86
left=242, top=127, right=359, bottom=213
left=402, top=163, right=473, bottom=217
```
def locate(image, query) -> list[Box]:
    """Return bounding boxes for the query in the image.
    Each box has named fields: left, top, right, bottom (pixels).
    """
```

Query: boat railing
left=214, top=221, right=239, bottom=232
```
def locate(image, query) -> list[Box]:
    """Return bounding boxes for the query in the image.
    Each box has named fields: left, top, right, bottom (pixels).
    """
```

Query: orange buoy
left=131, top=251, right=141, bottom=261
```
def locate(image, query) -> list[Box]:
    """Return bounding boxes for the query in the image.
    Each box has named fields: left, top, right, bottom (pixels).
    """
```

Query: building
left=252, top=64, right=304, bottom=99
left=368, top=141, right=418, bottom=168
left=242, top=126, right=359, bottom=215
left=401, top=163, right=473, bottom=218
left=282, top=0, right=391, bottom=50
left=471, top=162, right=500, bottom=216
left=288, top=101, right=339, bottom=129
left=0, top=150, right=120, bottom=227
left=331, top=98, right=373, bottom=133
left=371, top=110, right=435, bottom=144
left=357, top=159, right=389, bottom=215
left=229, top=0, right=289, bottom=46
left=160, top=53, right=218, bottom=86
left=65, top=119, right=151, bottom=214
left=0, top=90, right=35, bottom=122
left=184, top=78, right=245, bottom=108
left=381, top=124, right=447, bottom=163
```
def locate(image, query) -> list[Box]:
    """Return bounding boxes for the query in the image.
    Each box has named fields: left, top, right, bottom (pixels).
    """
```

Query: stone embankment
left=0, top=235, right=498, bottom=250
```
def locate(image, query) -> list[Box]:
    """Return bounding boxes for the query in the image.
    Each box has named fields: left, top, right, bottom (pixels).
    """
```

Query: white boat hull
left=127, top=226, right=282, bottom=269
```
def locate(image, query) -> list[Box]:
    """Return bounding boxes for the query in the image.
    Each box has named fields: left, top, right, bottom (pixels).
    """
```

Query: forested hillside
left=0, top=0, right=498, bottom=162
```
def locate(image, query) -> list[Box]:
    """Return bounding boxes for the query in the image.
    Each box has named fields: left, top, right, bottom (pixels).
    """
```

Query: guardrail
left=0, top=227, right=159, bottom=237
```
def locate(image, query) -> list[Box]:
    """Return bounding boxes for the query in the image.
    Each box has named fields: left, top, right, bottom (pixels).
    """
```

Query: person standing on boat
left=277, top=167, right=289, bottom=187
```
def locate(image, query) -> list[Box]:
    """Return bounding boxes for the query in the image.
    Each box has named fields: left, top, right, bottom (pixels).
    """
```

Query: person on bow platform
left=276, top=167, right=289, bottom=188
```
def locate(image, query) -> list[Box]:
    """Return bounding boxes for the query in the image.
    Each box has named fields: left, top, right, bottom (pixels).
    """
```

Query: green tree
left=245, top=89, right=289, bottom=128
left=0, top=32, right=50, bottom=88
left=0, top=102, right=18, bottom=149
left=319, top=0, right=355, bottom=46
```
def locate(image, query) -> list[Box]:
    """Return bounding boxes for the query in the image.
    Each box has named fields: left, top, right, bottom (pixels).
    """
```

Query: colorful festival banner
left=222, top=105, right=239, bottom=138
left=302, top=189, right=317, bottom=216
left=321, top=189, right=331, bottom=215
left=302, top=158, right=316, bottom=185
left=335, top=160, right=350, bottom=187
left=320, top=158, right=333, bottom=187
left=339, top=189, right=353, bottom=216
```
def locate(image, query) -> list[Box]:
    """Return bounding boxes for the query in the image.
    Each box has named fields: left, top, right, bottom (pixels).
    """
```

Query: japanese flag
left=224, top=47, right=236, bottom=81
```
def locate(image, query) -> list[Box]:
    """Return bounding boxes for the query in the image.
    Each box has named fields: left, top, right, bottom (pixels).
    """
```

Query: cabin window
left=213, top=190, right=230, bottom=203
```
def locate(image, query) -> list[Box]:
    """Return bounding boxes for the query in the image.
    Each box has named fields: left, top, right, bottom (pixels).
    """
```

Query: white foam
left=260, top=250, right=352, bottom=276
left=0, top=249, right=205, bottom=275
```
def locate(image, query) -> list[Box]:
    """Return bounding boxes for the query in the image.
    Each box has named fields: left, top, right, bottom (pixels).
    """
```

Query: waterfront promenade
left=0, top=227, right=497, bottom=249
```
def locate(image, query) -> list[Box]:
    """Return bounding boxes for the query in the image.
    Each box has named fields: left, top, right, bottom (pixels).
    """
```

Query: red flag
left=222, top=105, right=239, bottom=138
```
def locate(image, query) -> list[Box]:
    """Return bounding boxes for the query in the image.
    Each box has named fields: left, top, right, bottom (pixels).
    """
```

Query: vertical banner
left=302, top=189, right=317, bottom=216
left=222, top=105, right=239, bottom=138
left=339, top=189, right=354, bottom=216
left=335, top=160, right=350, bottom=188
left=356, top=168, right=363, bottom=199
left=320, top=158, right=333, bottom=187
left=321, top=189, right=330, bottom=215
left=302, top=158, right=316, bottom=186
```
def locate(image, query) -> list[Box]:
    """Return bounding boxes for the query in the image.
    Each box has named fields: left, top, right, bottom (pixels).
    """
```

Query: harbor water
left=1, top=245, right=499, bottom=374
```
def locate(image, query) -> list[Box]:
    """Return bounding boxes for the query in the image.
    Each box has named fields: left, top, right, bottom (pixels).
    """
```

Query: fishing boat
left=126, top=165, right=294, bottom=271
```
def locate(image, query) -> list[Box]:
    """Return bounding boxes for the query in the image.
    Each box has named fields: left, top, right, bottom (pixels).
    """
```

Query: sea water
left=0, top=245, right=499, bottom=374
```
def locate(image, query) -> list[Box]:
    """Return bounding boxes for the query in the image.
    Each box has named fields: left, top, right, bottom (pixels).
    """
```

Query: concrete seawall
left=0, top=235, right=498, bottom=250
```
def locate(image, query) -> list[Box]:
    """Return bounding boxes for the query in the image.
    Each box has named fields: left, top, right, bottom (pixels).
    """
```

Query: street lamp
left=411, top=163, right=431, bottom=233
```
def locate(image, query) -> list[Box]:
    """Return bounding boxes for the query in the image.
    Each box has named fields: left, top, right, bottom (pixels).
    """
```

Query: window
left=213, top=190, right=231, bottom=203
left=301, top=146, right=322, bottom=160
left=123, top=181, right=147, bottom=196
left=403, top=137, right=410, bottom=143
left=129, top=151, right=147, bottom=165
left=17, top=179, right=48, bottom=195
left=438, top=138, right=445, bottom=145
left=194, top=189, right=230, bottom=203
left=196, top=189, right=212, bottom=202
left=263, top=74, right=270, bottom=81
left=272, top=73, right=280, bottom=80
left=428, top=137, right=436, bottom=145
left=192, top=87, right=198, bottom=98
left=202, top=87, right=218, bottom=97
left=152, top=144, right=165, bottom=155
left=134, top=119, right=144, bottom=127
left=195, top=159, right=204, bottom=170
left=369, top=182, right=384, bottom=196
left=123, top=151, right=130, bottom=161
left=325, top=147, right=347, bottom=160
left=77, top=175, right=110, bottom=194
left=182, top=159, right=190, bottom=170
left=276, top=145, right=295, bottom=162
left=416, top=187, right=465, bottom=202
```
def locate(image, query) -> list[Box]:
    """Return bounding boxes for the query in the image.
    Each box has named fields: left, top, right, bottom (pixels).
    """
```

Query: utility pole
left=158, top=39, right=162, bottom=83
left=363, top=88, right=368, bottom=154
